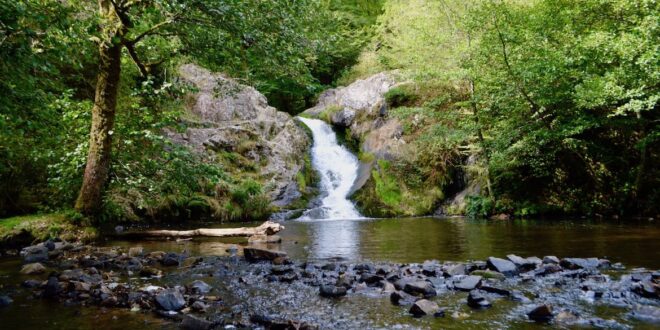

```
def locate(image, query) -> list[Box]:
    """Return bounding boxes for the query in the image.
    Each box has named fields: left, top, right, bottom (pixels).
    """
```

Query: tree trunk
left=116, top=221, right=285, bottom=239
left=75, top=41, right=122, bottom=215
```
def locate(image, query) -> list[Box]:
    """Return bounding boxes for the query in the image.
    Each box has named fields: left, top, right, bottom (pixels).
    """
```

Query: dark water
left=1, top=217, right=659, bottom=329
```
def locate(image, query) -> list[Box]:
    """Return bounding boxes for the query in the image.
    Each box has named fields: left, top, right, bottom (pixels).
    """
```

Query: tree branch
left=124, top=18, right=174, bottom=45
left=125, top=43, right=148, bottom=77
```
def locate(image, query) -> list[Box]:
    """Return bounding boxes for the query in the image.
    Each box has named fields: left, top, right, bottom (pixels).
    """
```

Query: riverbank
left=0, top=213, right=97, bottom=250
left=1, top=237, right=659, bottom=329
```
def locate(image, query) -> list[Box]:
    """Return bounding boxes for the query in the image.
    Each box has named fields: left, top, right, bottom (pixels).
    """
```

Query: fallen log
left=117, top=221, right=284, bottom=239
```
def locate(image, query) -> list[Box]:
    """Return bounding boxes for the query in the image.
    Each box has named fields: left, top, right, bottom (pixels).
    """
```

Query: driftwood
left=118, top=221, right=284, bottom=239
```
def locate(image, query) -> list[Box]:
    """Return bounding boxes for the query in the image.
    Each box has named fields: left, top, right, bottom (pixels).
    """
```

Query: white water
left=297, top=117, right=363, bottom=220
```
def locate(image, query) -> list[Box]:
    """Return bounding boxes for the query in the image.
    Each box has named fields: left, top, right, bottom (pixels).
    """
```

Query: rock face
left=168, top=64, right=311, bottom=207
left=301, top=73, right=398, bottom=193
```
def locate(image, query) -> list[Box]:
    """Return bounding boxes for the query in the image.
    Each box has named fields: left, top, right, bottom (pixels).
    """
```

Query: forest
left=0, top=0, right=657, bottom=236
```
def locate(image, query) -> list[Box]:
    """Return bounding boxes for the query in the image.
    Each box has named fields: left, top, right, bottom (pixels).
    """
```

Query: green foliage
left=384, top=85, right=417, bottom=107
left=465, top=196, right=494, bottom=218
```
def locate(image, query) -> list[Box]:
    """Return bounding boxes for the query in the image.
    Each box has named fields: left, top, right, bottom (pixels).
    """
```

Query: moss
left=358, top=151, right=376, bottom=162
left=384, top=84, right=417, bottom=107
left=319, top=105, right=343, bottom=123
left=0, top=212, right=97, bottom=248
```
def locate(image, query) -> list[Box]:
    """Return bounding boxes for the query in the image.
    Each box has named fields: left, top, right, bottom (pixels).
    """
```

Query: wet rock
left=421, top=261, right=438, bottom=276
left=632, top=280, right=659, bottom=299
left=331, top=108, right=356, bottom=127
left=560, top=258, right=599, bottom=270
left=510, top=290, right=532, bottom=303
left=336, top=274, right=355, bottom=289
left=189, top=280, right=212, bottom=294
left=191, top=301, right=208, bottom=312
left=243, top=247, right=287, bottom=262
left=271, top=265, right=293, bottom=275
left=321, top=263, right=338, bottom=271
left=528, top=304, right=553, bottom=323
left=443, top=264, right=466, bottom=277
left=409, top=299, right=445, bottom=318
left=403, top=281, right=436, bottom=298
left=319, top=285, right=347, bottom=298
left=486, top=257, right=517, bottom=277
left=479, top=285, right=510, bottom=296
left=22, top=280, right=42, bottom=288
left=20, top=262, right=46, bottom=275
left=353, top=263, right=373, bottom=273
left=140, top=266, right=162, bottom=277
left=156, top=289, right=186, bottom=311
left=543, top=256, right=560, bottom=264
left=382, top=281, right=396, bottom=293
left=453, top=275, right=482, bottom=291
left=470, top=269, right=505, bottom=280
left=555, top=310, right=580, bottom=325
left=0, top=295, right=12, bottom=307
left=162, top=253, right=180, bottom=267
left=360, top=273, right=384, bottom=286
left=506, top=254, right=538, bottom=272
left=43, top=276, right=61, bottom=299
left=467, top=290, right=491, bottom=308
left=72, top=281, right=91, bottom=292
left=21, top=245, right=49, bottom=263
left=533, top=264, right=563, bottom=276
left=128, top=247, right=143, bottom=257
left=278, top=272, right=298, bottom=283
left=390, top=290, right=415, bottom=306
left=180, top=314, right=213, bottom=330
left=630, top=305, right=660, bottom=324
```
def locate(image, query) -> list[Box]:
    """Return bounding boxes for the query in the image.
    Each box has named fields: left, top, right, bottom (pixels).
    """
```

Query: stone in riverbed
left=560, top=258, right=599, bottom=270
left=528, top=304, right=553, bottom=323
left=161, top=253, right=180, bottom=267
left=630, top=305, right=660, bottom=324
left=0, top=295, right=12, bottom=307
left=21, top=245, right=49, bottom=263
left=319, top=285, right=347, bottom=298
left=454, top=275, right=482, bottom=291
left=390, top=290, right=416, bottom=306
left=128, top=247, right=143, bottom=257
left=189, top=280, right=212, bottom=294
left=43, top=276, right=61, bottom=299
left=486, top=257, right=517, bottom=277
left=409, top=299, right=445, bottom=317
left=244, top=247, right=287, bottom=262
left=180, top=314, right=213, bottom=330
left=467, top=290, right=491, bottom=308
left=20, top=262, right=46, bottom=275
left=156, top=288, right=186, bottom=311
left=632, top=280, right=659, bottom=299
left=403, top=281, right=436, bottom=298
left=479, top=285, right=510, bottom=296
left=443, top=264, right=466, bottom=277
left=470, top=269, right=505, bottom=280
left=506, top=254, right=538, bottom=271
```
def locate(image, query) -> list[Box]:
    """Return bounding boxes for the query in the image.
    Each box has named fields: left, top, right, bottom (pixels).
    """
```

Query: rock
left=543, top=256, right=560, bottom=264
left=510, top=290, right=532, bottom=303
left=360, top=273, right=384, bottom=286
left=182, top=257, right=202, bottom=268
left=390, top=290, right=415, bottom=306
left=533, top=264, right=563, bottom=276
left=189, top=280, right=212, bottom=294
left=72, top=281, right=91, bottom=292
left=43, top=276, right=61, bottom=299
left=467, top=290, right=491, bottom=308
left=319, top=285, right=347, bottom=298
left=0, top=295, right=12, bottom=307
left=331, top=108, right=356, bottom=127
left=470, top=269, right=505, bottom=280
left=243, top=247, right=287, bottom=262
left=403, top=281, right=436, bottom=298
left=271, top=265, right=293, bottom=275
left=382, top=281, right=396, bottom=293
left=156, top=289, right=186, bottom=311
left=555, top=310, right=580, bottom=325
left=443, top=264, right=466, bottom=277
left=506, top=254, right=538, bottom=271
left=20, top=262, right=46, bottom=275
left=479, top=285, right=510, bottom=296
left=140, top=266, right=162, bottom=277
left=128, top=247, right=143, bottom=257
left=632, top=280, right=659, bottom=299
left=630, top=305, right=660, bottom=324
left=172, top=64, right=311, bottom=207
left=486, top=257, right=517, bottom=276
left=336, top=274, right=355, bottom=289
left=528, top=304, right=553, bottom=323
left=180, top=315, right=213, bottom=330
left=21, top=245, right=48, bottom=263
left=409, top=299, right=445, bottom=317
left=22, top=280, right=42, bottom=288
left=454, top=276, right=482, bottom=291
left=560, top=258, right=600, bottom=270
left=161, top=253, right=180, bottom=267
left=191, top=301, right=208, bottom=312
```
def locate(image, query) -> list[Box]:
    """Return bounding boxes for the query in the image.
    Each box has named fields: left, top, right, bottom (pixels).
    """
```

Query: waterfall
left=296, top=117, right=363, bottom=220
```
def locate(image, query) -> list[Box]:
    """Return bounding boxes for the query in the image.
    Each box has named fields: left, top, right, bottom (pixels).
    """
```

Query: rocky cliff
left=167, top=64, right=311, bottom=208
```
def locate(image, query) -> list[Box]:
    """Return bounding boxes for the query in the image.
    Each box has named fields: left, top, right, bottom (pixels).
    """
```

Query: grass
left=0, top=212, right=98, bottom=247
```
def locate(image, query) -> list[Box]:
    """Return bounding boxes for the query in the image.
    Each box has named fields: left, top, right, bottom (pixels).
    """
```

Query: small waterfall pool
left=296, top=117, right=363, bottom=220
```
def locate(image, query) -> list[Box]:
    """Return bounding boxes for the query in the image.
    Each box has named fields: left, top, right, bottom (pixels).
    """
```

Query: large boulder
left=167, top=64, right=311, bottom=207
left=155, top=288, right=186, bottom=311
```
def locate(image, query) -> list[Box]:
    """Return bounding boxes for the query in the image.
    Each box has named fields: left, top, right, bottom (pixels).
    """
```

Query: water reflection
left=279, top=217, right=660, bottom=268
left=304, top=219, right=361, bottom=260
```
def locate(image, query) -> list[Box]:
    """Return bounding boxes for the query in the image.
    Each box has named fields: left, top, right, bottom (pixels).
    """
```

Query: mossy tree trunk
left=75, top=1, right=124, bottom=215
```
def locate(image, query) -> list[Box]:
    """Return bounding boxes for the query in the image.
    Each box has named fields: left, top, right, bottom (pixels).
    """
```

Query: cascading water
left=296, top=117, right=363, bottom=220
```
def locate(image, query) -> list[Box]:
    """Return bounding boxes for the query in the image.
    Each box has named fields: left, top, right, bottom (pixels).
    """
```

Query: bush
left=384, top=85, right=417, bottom=107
